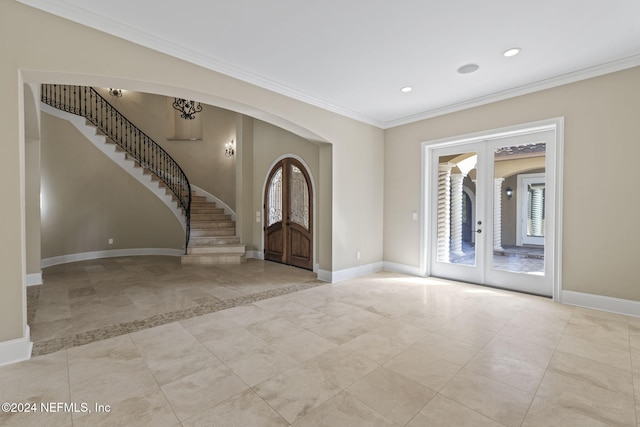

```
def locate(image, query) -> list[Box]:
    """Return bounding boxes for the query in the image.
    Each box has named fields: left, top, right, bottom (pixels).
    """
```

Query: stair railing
left=41, top=84, right=191, bottom=251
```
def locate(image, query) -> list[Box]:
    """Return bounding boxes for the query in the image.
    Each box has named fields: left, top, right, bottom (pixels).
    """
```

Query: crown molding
left=16, top=0, right=385, bottom=128
left=383, top=54, right=640, bottom=129
left=17, top=1, right=640, bottom=130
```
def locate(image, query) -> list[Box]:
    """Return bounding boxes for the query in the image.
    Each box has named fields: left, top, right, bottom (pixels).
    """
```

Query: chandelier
left=172, top=98, right=202, bottom=120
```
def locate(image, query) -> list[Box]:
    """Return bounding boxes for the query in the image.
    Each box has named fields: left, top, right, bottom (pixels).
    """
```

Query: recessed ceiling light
left=503, top=47, right=521, bottom=57
left=401, top=86, right=413, bottom=93
left=457, top=64, right=479, bottom=74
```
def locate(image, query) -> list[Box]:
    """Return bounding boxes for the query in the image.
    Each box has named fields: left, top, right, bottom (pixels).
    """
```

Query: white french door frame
left=420, top=118, right=564, bottom=301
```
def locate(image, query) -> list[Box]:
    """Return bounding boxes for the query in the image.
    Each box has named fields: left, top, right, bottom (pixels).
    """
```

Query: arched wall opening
left=21, top=71, right=334, bottom=282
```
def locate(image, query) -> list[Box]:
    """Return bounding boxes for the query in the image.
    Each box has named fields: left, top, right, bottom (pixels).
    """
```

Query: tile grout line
left=128, top=333, right=182, bottom=425
left=629, top=323, right=639, bottom=426
left=519, top=305, right=574, bottom=426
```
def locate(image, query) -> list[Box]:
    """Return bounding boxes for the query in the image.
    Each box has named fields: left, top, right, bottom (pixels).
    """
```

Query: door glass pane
left=436, top=152, right=477, bottom=266
left=289, top=165, right=309, bottom=229
left=267, top=167, right=283, bottom=226
left=527, top=183, right=545, bottom=238
left=493, top=143, right=545, bottom=275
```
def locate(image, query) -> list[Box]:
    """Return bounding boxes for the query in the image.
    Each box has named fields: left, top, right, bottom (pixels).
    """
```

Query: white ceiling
left=20, top=0, right=640, bottom=128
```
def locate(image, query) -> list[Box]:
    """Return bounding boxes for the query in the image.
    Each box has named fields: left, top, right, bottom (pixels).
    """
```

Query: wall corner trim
left=245, top=250, right=264, bottom=260
left=26, top=273, right=43, bottom=286
left=0, top=326, right=33, bottom=367
left=562, top=290, right=640, bottom=318
left=317, top=269, right=332, bottom=283
left=382, top=261, right=424, bottom=277
left=324, top=262, right=384, bottom=284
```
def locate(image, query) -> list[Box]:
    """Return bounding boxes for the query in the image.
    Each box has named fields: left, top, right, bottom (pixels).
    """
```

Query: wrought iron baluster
left=40, top=84, right=192, bottom=252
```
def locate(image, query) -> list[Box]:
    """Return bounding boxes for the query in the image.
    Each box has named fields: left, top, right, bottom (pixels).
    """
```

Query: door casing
left=421, top=118, right=564, bottom=300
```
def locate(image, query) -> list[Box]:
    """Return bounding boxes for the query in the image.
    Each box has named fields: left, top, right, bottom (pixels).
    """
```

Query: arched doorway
left=264, top=157, right=313, bottom=270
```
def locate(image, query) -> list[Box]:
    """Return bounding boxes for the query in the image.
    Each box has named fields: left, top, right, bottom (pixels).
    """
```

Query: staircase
left=41, top=103, right=188, bottom=230
left=182, top=195, right=246, bottom=264
left=41, top=84, right=246, bottom=264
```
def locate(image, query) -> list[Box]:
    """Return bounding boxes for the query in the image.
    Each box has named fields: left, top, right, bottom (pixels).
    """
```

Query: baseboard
left=245, top=250, right=264, bottom=260
left=317, top=269, right=332, bottom=282
left=382, top=261, right=424, bottom=277
left=26, top=272, right=43, bottom=287
left=41, top=248, right=184, bottom=268
left=0, top=326, right=33, bottom=367
left=562, top=290, right=640, bottom=318
left=247, top=251, right=320, bottom=276
left=321, top=261, right=384, bottom=283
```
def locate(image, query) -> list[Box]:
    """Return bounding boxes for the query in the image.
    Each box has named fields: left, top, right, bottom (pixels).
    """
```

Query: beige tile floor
left=3, top=258, right=640, bottom=426
left=28, top=256, right=320, bottom=355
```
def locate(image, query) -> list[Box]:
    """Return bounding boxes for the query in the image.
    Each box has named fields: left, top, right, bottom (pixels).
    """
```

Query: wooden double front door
left=264, top=158, right=313, bottom=270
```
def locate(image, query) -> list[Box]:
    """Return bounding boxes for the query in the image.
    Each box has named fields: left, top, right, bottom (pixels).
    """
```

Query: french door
left=428, top=129, right=557, bottom=296
left=264, top=158, right=313, bottom=270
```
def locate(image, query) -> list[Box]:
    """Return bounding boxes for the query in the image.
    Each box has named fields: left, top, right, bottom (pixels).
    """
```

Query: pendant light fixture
left=173, top=98, right=202, bottom=120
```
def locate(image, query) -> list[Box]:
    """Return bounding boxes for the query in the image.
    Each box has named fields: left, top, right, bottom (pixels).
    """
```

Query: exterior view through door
left=264, top=157, right=313, bottom=270
left=427, top=125, right=560, bottom=297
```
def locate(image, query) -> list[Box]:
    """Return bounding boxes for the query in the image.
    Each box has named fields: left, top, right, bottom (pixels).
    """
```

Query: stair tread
left=189, top=239, right=240, bottom=245
left=45, top=93, right=247, bottom=250
left=181, top=253, right=247, bottom=265
left=187, top=247, right=245, bottom=255
left=188, top=242, right=245, bottom=247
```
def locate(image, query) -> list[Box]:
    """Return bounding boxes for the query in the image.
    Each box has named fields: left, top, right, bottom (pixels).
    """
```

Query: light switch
left=412, top=211, right=418, bottom=220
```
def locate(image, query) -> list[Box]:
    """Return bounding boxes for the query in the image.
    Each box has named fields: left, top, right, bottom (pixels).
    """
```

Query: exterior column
left=529, top=184, right=545, bottom=236
left=493, top=177, right=505, bottom=251
left=436, top=163, right=453, bottom=262
left=450, top=173, right=466, bottom=256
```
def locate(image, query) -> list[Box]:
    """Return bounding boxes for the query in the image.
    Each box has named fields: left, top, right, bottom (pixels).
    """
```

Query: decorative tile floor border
left=26, top=286, right=41, bottom=325
left=31, top=279, right=326, bottom=357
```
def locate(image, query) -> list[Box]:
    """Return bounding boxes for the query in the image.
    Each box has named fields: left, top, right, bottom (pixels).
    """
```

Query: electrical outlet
left=356, top=251, right=361, bottom=259
left=108, top=238, right=114, bottom=245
